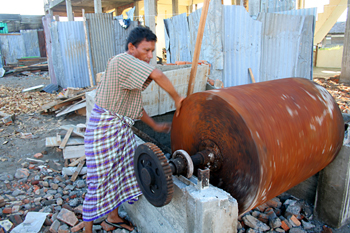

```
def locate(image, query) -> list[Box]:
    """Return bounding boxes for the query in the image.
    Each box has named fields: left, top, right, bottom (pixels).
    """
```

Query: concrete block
left=123, top=175, right=238, bottom=233
left=315, top=143, right=350, bottom=228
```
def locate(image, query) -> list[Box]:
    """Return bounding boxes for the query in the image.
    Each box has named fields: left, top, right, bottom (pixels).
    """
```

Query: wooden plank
left=56, top=102, right=86, bottom=117
left=46, top=136, right=84, bottom=147
left=41, top=100, right=59, bottom=111
left=83, top=9, right=95, bottom=87
left=63, top=145, right=85, bottom=159
left=70, top=160, right=85, bottom=182
left=59, top=127, right=74, bottom=149
left=53, top=101, right=74, bottom=111
left=68, top=155, right=86, bottom=167
left=60, top=125, right=85, bottom=138
left=187, top=0, right=211, bottom=96
left=248, top=68, right=256, bottom=83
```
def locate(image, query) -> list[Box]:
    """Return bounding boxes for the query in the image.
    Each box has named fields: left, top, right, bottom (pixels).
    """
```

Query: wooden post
left=82, top=9, right=95, bottom=87
left=65, top=0, right=74, bottom=21
left=134, top=0, right=142, bottom=21
left=341, top=0, right=350, bottom=83
left=314, top=44, right=319, bottom=67
left=248, top=68, right=256, bottom=83
left=187, top=0, right=210, bottom=97
left=144, top=0, right=157, bottom=65
left=94, top=0, right=102, bottom=13
left=172, top=0, right=179, bottom=17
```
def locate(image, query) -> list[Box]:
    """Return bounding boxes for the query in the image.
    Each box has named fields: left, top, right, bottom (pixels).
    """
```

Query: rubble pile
left=0, top=164, right=131, bottom=233
left=314, top=76, right=350, bottom=114
left=237, top=196, right=332, bottom=233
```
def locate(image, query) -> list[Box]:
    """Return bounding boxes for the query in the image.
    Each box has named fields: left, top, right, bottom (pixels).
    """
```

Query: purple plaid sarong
left=83, top=104, right=142, bottom=221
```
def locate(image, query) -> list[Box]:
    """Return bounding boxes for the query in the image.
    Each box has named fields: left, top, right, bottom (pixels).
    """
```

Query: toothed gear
left=134, top=143, right=174, bottom=207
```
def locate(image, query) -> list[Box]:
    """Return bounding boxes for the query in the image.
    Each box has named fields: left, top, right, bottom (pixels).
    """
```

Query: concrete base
left=315, top=143, right=350, bottom=228
left=122, top=176, right=238, bottom=233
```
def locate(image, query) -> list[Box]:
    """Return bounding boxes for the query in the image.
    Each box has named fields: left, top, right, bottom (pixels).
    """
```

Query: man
left=83, top=26, right=183, bottom=233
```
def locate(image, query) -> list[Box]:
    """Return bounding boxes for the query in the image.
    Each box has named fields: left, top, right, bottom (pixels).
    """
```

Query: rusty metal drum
left=171, top=78, right=344, bottom=215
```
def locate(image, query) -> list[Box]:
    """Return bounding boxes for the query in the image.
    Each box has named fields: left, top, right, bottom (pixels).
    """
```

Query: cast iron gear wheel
left=134, top=142, right=174, bottom=207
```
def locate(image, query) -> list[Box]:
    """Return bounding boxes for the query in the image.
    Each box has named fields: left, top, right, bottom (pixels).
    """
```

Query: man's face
left=128, top=39, right=155, bottom=64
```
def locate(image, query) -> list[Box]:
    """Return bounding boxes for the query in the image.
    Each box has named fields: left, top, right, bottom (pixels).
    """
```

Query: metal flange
left=134, top=143, right=174, bottom=207
left=172, top=149, right=194, bottom=178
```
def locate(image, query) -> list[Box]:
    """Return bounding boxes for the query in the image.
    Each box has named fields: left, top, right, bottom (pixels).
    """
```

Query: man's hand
left=153, top=122, right=171, bottom=133
left=175, top=97, right=185, bottom=117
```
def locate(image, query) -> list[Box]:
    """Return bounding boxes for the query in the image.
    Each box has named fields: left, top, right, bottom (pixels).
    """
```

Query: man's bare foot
left=105, top=216, right=134, bottom=232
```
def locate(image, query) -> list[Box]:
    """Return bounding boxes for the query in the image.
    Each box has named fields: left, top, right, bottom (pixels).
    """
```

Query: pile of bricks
left=0, top=162, right=133, bottom=233
left=237, top=194, right=332, bottom=233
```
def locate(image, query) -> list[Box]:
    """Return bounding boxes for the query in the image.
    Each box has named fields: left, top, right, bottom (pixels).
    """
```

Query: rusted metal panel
left=86, top=13, right=115, bottom=77
left=171, top=78, right=344, bottom=215
left=37, top=30, right=47, bottom=57
left=114, top=20, right=139, bottom=55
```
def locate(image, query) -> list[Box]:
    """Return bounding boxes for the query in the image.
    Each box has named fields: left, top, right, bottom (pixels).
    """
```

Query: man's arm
left=149, top=68, right=184, bottom=117
left=140, top=109, right=171, bottom=133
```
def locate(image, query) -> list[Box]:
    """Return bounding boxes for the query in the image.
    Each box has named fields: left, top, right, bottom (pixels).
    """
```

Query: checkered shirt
left=95, top=52, right=154, bottom=119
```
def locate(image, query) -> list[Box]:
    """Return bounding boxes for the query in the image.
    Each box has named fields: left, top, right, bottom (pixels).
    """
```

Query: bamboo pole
left=186, top=0, right=210, bottom=96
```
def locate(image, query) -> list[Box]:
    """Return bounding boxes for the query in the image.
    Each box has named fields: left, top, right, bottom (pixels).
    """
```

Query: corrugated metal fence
left=44, top=14, right=139, bottom=88
left=165, top=0, right=316, bottom=87
left=0, top=29, right=40, bottom=64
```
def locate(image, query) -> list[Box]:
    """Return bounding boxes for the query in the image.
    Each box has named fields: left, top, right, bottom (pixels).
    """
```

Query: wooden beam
left=83, top=9, right=94, bottom=87
left=144, top=0, right=157, bottom=65
left=70, top=160, right=85, bottom=181
left=59, top=127, right=74, bottom=149
left=63, top=145, right=85, bottom=159
left=94, top=0, right=102, bottom=13
left=66, top=0, right=74, bottom=21
left=172, top=0, right=179, bottom=16
left=187, top=0, right=210, bottom=96
left=49, top=0, right=65, bottom=9
left=340, top=0, right=350, bottom=83
left=68, top=155, right=86, bottom=167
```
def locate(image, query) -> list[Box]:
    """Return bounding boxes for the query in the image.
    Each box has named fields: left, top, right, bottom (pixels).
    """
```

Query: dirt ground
left=1, top=70, right=350, bottom=232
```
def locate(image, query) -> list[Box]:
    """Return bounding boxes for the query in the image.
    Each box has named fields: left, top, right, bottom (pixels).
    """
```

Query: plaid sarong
left=83, top=104, right=142, bottom=221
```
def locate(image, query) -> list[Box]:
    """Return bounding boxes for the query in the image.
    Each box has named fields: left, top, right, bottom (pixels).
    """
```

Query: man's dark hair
left=125, top=26, right=157, bottom=51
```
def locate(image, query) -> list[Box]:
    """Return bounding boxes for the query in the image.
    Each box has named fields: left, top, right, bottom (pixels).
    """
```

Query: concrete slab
left=123, top=176, right=238, bottom=233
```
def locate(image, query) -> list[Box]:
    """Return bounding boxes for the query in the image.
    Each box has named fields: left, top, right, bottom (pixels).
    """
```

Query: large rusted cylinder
left=171, top=78, right=344, bottom=215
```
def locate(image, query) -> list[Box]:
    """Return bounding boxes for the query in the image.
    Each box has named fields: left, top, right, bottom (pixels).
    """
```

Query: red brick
left=31, top=180, right=39, bottom=185
left=290, top=215, right=301, bottom=227
left=258, top=213, right=269, bottom=223
left=23, top=199, right=30, bottom=204
left=56, top=208, right=78, bottom=227
left=3, top=208, right=12, bottom=214
left=322, top=225, right=333, bottom=233
left=71, top=221, right=85, bottom=232
left=255, top=203, right=269, bottom=212
left=34, top=153, right=43, bottom=159
left=281, top=220, right=290, bottom=231
left=266, top=199, right=281, bottom=208
left=33, top=185, right=40, bottom=192
left=49, top=220, right=60, bottom=233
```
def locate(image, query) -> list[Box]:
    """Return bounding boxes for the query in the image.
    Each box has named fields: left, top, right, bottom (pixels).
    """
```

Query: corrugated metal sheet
left=20, top=30, right=40, bottom=57
left=50, top=22, right=65, bottom=87
left=86, top=13, right=115, bottom=77
left=188, top=0, right=223, bottom=79
left=114, top=20, right=139, bottom=55
left=223, top=5, right=262, bottom=87
left=164, top=13, right=191, bottom=64
left=249, top=0, right=296, bottom=18
left=257, top=12, right=314, bottom=81
left=42, top=15, right=57, bottom=84
left=276, top=8, right=317, bottom=79
left=57, top=21, right=91, bottom=88
left=0, top=34, right=25, bottom=64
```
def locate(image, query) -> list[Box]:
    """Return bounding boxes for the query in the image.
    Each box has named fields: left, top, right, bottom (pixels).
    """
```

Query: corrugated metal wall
left=223, top=6, right=262, bottom=87
left=86, top=13, right=115, bottom=77
left=164, top=13, right=191, bottom=64
left=57, top=22, right=91, bottom=88
left=21, top=30, right=40, bottom=57
left=250, top=0, right=296, bottom=18
left=188, top=0, right=223, bottom=79
left=0, top=29, right=41, bottom=64
left=257, top=13, right=314, bottom=81
left=114, top=20, right=139, bottom=55
left=0, top=34, right=26, bottom=64
left=43, top=15, right=57, bottom=84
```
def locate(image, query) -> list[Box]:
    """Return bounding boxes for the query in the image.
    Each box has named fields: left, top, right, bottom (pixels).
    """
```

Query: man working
left=83, top=26, right=184, bottom=232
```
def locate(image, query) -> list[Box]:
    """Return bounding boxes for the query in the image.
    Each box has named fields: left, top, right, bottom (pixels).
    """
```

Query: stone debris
left=0, top=164, right=137, bottom=233
left=237, top=194, right=329, bottom=232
